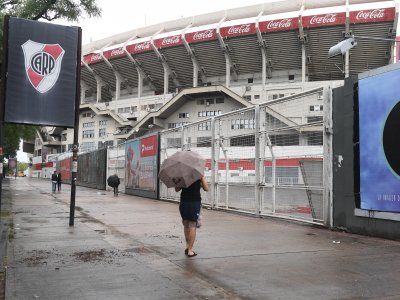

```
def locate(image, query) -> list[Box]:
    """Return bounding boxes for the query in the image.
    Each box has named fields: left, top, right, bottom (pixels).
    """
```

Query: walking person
left=51, top=171, right=57, bottom=193
left=175, top=176, right=208, bottom=257
left=57, top=171, right=62, bottom=192
left=158, top=150, right=206, bottom=257
left=107, top=174, right=120, bottom=196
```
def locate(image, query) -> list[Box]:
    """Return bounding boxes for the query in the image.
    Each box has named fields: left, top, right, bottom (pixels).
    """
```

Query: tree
left=0, top=0, right=101, bottom=158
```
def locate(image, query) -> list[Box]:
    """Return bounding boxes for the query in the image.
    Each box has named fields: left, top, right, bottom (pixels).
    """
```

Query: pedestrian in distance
left=57, top=171, right=62, bottom=192
left=175, top=176, right=209, bottom=258
left=107, top=174, right=120, bottom=196
left=51, top=170, right=57, bottom=193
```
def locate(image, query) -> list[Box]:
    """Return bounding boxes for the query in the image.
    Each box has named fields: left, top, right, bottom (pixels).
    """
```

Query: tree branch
left=31, top=0, right=57, bottom=20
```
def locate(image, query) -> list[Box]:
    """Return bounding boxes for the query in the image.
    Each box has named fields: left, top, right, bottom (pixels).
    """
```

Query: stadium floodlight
left=328, top=37, right=357, bottom=58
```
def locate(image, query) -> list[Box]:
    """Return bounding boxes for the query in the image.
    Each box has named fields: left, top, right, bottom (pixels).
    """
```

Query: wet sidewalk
left=4, top=178, right=400, bottom=299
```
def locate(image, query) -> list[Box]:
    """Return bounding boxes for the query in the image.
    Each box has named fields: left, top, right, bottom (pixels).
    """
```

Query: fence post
left=323, top=86, right=334, bottom=227
left=254, top=105, right=261, bottom=216
left=181, top=126, right=185, bottom=151
left=259, top=106, right=266, bottom=214
left=210, top=117, right=216, bottom=208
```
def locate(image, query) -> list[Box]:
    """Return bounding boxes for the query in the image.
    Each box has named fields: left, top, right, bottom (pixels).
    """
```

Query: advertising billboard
left=358, top=68, right=400, bottom=212
left=125, top=134, right=159, bottom=199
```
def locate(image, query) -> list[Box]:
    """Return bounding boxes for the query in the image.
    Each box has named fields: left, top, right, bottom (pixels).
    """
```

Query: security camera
left=328, top=37, right=357, bottom=58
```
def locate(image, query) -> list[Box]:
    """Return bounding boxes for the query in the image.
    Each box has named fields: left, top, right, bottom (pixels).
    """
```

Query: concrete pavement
left=4, top=178, right=400, bottom=299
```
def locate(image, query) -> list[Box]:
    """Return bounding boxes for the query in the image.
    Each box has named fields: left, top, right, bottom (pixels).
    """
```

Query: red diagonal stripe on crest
left=28, top=68, right=44, bottom=87
left=43, top=44, right=63, bottom=60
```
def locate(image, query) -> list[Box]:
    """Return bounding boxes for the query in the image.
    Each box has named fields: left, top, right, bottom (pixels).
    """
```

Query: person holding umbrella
left=159, top=151, right=208, bottom=257
left=107, top=174, right=120, bottom=196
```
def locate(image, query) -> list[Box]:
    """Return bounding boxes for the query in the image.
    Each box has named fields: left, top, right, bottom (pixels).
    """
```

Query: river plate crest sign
left=22, top=40, right=65, bottom=93
left=3, top=17, right=79, bottom=127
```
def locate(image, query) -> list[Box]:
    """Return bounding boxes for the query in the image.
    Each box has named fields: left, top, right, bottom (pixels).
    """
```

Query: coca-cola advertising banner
left=126, top=41, right=152, bottom=55
left=302, top=12, right=346, bottom=28
left=350, top=8, right=395, bottom=24
left=82, top=6, right=395, bottom=64
left=259, top=18, right=299, bottom=33
left=154, top=35, right=182, bottom=48
left=220, top=23, right=256, bottom=38
left=185, top=29, right=216, bottom=43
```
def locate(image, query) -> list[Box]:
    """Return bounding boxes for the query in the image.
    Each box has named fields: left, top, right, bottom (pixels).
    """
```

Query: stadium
left=29, top=0, right=398, bottom=155
left=26, top=0, right=399, bottom=223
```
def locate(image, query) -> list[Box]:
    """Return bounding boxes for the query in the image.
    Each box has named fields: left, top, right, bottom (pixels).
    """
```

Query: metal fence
left=106, top=142, right=126, bottom=193
left=159, top=87, right=333, bottom=225
left=77, top=148, right=107, bottom=190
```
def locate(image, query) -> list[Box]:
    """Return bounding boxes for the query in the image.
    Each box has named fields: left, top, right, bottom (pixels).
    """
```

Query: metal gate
left=107, top=142, right=126, bottom=193
left=159, top=87, right=332, bottom=225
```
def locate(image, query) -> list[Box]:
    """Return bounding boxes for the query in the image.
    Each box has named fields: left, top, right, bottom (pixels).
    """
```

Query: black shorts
left=179, top=201, right=201, bottom=222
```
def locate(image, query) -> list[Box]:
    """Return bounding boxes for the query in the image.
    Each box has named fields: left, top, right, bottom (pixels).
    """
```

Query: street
left=4, top=178, right=400, bottom=299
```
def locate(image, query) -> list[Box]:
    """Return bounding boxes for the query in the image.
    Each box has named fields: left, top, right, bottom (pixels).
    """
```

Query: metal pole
left=302, top=44, right=306, bottom=83
left=0, top=16, right=10, bottom=218
left=254, top=105, right=261, bottom=216
left=69, top=27, right=82, bottom=227
left=210, top=117, right=216, bottom=208
left=225, top=150, right=229, bottom=209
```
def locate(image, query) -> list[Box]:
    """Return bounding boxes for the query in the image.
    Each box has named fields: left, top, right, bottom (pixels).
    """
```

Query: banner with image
left=125, top=134, right=158, bottom=197
left=359, top=68, right=400, bottom=212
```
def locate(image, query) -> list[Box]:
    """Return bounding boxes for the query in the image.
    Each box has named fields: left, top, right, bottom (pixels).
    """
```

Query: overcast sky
left=17, top=0, right=272, bottom=162
left=58, top=0, right=272, bottom=45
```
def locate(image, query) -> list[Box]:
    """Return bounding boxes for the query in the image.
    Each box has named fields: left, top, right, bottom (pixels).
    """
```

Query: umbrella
left=107, top=174, right=120, bottom=187
left=159, top=151, right=205, bottom=188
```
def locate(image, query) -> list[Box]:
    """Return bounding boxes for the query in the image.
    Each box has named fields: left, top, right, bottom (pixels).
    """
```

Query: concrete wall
left=332, top=76, right=400, bottom=240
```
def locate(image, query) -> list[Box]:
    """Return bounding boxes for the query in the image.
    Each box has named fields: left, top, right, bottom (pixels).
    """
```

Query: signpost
left=1, top=16, right=82, bottom=226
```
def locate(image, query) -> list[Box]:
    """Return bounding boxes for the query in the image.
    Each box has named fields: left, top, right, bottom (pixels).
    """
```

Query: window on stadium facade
left=230, top=135, right=255, bottom=147
left=82, top=130, right=95, bottom=139
left=230, top=119, right=255, bottom=130
left=197, top=137, right=211, bottom=147
left=269, top=134, right=299, bottom=146
left=307, top=132, right=323, bottom=145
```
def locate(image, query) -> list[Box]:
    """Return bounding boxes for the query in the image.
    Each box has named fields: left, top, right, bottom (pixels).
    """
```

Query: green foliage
left=0, top=0, right=101, bottom=159
left=1, top=0, right=101, bottom=22
left=18, top=162, right=28, bottom=172
left=4, top=124, right=37, bottom=158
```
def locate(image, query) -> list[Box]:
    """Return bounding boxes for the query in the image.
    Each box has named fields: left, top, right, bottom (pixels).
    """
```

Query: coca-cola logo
left=90, top=53, right=102, bottom=62
left=161, top=36, right=180, bottom=46
left=309, top=14, right=337, bottom=25
left=356, top=9, right=385, bottom=20
left=267, top=19, right=292, bottom=30
left=134, top=42, right=151, bottom=52
left=227, top=24, right=251, bottom=35
left=111, top=48, right=124, bottom=57
left=193, top=29, right=214, bottom=40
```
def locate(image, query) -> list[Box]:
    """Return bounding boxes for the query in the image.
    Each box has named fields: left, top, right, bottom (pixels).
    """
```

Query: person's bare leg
left=184, top=227, right=190, bottom=250
left=187, top=227, right=197, bottom=256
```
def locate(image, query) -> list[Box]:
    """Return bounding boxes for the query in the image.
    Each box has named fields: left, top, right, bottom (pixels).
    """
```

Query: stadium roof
left=80, top=0, right=397, bottom=100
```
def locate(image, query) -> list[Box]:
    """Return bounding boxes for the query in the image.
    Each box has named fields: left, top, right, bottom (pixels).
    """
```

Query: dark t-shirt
left=180, top=180, right=201, bottom=202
